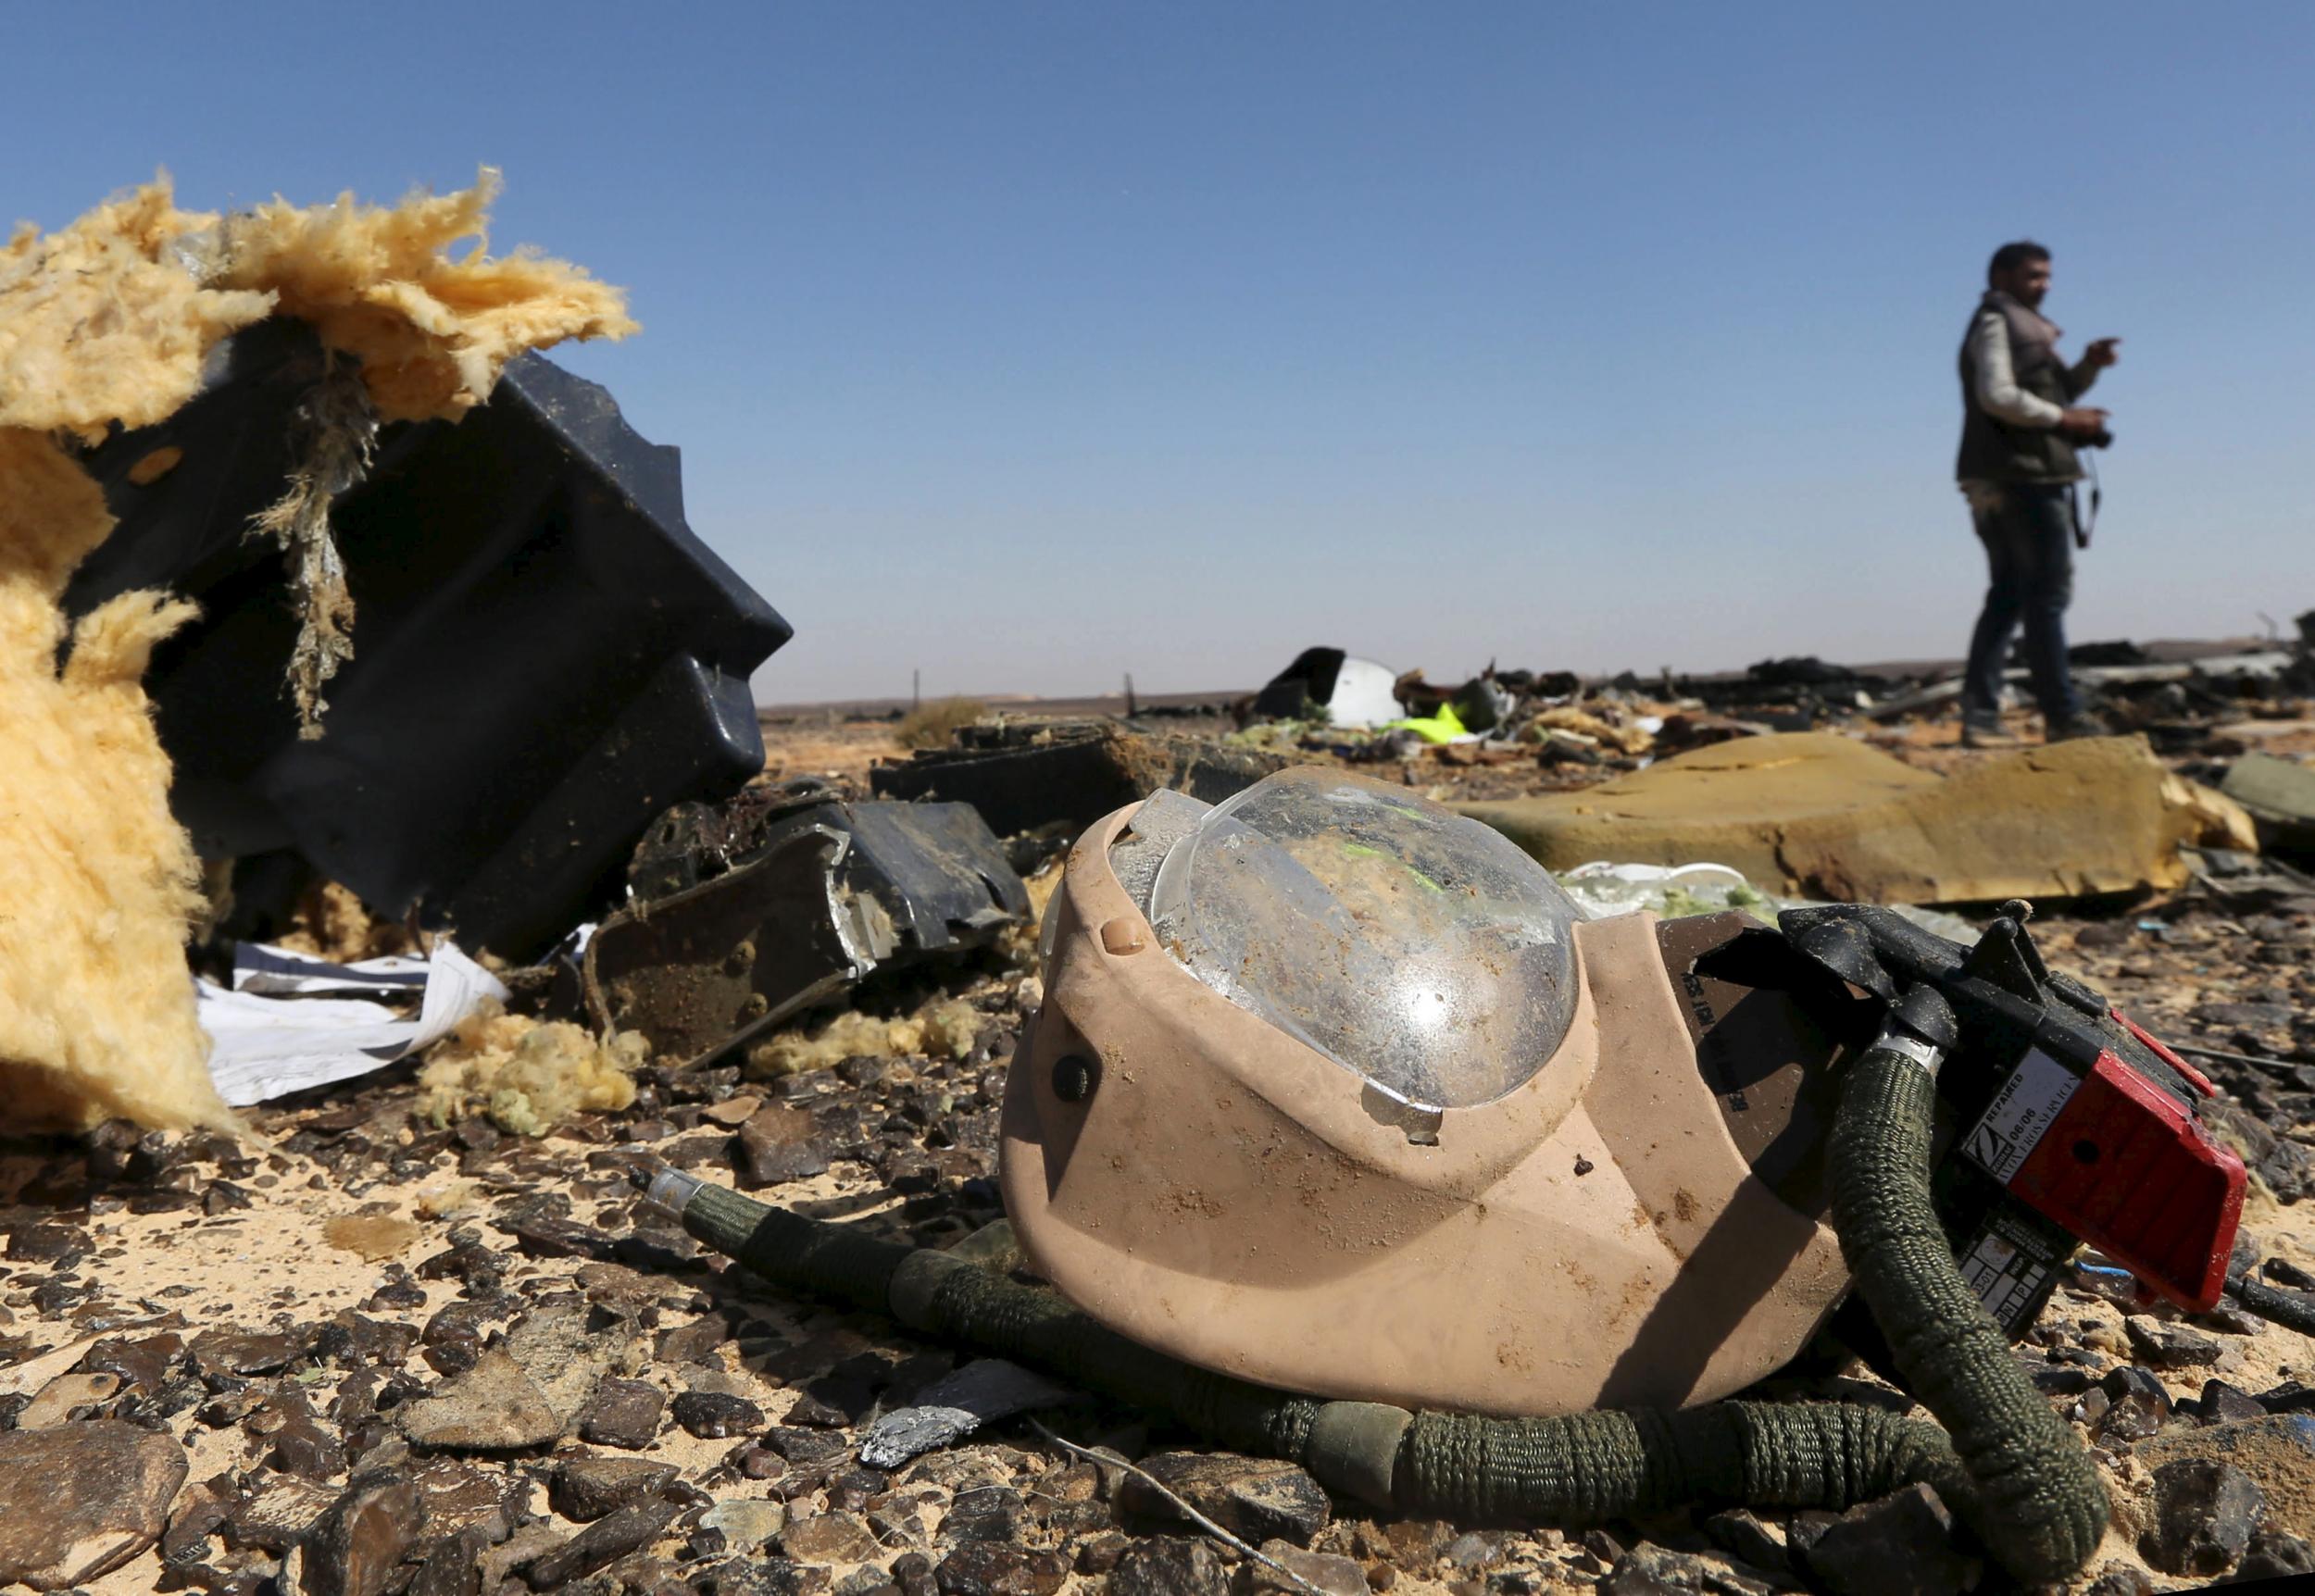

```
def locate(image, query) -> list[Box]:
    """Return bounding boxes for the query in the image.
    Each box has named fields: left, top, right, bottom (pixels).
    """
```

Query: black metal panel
left=63, top=319, right=790, bottom=957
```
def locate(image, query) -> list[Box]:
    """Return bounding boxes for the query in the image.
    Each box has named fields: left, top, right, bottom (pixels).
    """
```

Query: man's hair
left=1987, top=241, right=2051, bottom=284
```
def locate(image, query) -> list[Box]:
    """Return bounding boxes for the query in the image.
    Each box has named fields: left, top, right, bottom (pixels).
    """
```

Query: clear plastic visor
left=1144, top=768, right=1582, bottom=1110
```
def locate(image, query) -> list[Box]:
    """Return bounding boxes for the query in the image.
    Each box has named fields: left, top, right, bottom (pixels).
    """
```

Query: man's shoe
left=2044, top=715, right=2109, bottom=743
left=1961, top=719, right=2023, bottom=749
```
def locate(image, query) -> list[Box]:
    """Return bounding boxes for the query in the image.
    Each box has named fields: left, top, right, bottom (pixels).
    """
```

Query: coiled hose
left=644, top=1034, right=2105, bottom=1583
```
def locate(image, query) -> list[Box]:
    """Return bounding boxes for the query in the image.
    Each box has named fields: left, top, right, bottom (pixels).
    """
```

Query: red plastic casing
left=2006, top=1048, right=2246, bottom=1312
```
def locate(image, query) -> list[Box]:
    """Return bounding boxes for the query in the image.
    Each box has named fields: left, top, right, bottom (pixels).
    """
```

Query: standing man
left=1956, top=241, right=2121, bottom=746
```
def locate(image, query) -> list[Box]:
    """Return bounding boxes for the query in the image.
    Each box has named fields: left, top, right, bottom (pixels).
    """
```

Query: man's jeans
left=1962, top=481, right=2080, bottom=726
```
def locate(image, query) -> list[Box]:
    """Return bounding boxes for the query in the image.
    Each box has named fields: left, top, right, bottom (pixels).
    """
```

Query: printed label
left=1963, top=1047, right=2081, bottom=1183
left=1958, top=1218, right=2057, bottom=1333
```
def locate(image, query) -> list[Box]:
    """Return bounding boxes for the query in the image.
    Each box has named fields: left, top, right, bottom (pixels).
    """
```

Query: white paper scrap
left=200, top=941, right=508, bottom=1107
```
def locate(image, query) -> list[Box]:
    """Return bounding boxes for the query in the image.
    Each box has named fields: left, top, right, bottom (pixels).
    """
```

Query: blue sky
left=13, top=4, right=2312, bottom=703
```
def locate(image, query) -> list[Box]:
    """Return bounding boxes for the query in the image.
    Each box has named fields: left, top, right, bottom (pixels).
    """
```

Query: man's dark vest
left=1956, top=292, right=2081, bottom=484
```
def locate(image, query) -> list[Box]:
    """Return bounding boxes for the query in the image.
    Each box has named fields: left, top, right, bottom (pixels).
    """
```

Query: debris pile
left=2, top=174, right=2314, bottom=1596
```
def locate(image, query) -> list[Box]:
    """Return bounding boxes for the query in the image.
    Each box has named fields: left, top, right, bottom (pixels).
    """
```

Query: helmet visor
left=1146, top=768, right=1582, bottom=1110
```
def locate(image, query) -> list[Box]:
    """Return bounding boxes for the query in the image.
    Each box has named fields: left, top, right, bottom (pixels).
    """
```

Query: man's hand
left=2082, top=337, right=2121, bottom=369
left=2058, top=406, right=2111, bottom=440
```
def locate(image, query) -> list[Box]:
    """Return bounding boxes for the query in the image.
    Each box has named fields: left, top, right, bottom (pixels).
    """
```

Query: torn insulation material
left=205, top=168, right=637, bottom=423
left=0, top=169, right=636, bottom=1130
left=417, top=1005, right=648, bottom=1137
left=0, top=184, right=274, bottom=441
left=0, top=430, right=228, bottom=1130
left=745, top=1000, right=983, bottom=1079
left=246, top=357, right=377, bottom=732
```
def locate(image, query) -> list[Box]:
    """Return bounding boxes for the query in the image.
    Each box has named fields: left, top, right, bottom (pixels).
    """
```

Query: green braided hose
left=646, top=1041, right=2105, bottom=1585
left=1826, top=1044, right=2108, bottom=1582
left=1392, top=1401, right=1969, bottom=1526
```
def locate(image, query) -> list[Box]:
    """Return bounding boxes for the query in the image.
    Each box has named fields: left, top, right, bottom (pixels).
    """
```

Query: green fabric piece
left=1387, top=702, right=1468, bottom=743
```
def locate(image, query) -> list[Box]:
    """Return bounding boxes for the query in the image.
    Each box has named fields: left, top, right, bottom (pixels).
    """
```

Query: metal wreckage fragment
left=583, top=780, right=1030, bottom=1068
left=64, top=318, right=791, bottom=960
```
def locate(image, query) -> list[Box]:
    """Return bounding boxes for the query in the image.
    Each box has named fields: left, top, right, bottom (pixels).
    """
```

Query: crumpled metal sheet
left=64, top=318, right=791, bottom=959
left=582, top=795, right=1028, bottom=1067
left=857, top=1358, right=1079, bottom=1469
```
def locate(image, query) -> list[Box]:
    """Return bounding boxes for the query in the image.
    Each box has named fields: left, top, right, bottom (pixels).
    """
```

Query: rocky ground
left=5, top=716, right=2315, bottom=1596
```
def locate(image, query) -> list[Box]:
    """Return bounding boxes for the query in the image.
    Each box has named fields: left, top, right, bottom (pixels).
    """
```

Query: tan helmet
left=1000, top=767, right=1849, bottom=1418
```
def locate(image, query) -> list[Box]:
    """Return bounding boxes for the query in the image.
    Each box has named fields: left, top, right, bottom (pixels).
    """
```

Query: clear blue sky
left=14, top=4, right=2312, bottom=703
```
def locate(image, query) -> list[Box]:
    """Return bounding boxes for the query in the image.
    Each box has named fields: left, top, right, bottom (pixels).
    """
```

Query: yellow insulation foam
left=416, top=1005, right=647, bottom=1137
left=0, top=430, right=230, bottom=1129
left=0, top=170, right=636, bottom=1131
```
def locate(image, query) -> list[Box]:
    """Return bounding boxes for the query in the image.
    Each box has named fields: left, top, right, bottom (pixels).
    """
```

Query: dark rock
left=694, top=1557, right=831, bottom=1596
left=825, top=1466, right=885, bottom=1514
left=299, top=1470, right=424, bottom=1596
left=204, top=1180, right=255, bottom=1216
left=506, top=1216, right=617, bottom=1262
left=2080, top=1567, right=2152, bottom=1596
left=1120, top=1453, right=1331, bottom=1547
left=1798, top=1483, right=1970, bottom=1596
left=2028, top=1363, right=2094, bottom=1396
left=0, top=1415, right=189, bottom=1587
left=672, top=1390, right=765, bottom=1439
left=766, top=1427, right=850, bottom=1465
left=319, top=1312, right=420, bottom=1370
left=575, top=1378, right=665, bottom=1449
left=2102, top=1364, right=2171, bottom=1408
left=934, top=1540, right=1069, bottom=1596
left=5, top=1224, right=90, bottom=1266
left=2134, top=1412, right=2315, bottom=1547
left=2199, top=1379, right=2270, bottom=1426
left=657, top=1311, right=743, bottom=1366
left=82, top=1330, right=184, bottom=1395
left=942, top=1485, right=1025, bottom=1542
left=366, top=1271, right=429, bottom=1312
left=415, top=1241, right=506, bottom=1295
left=408, top=1457, right=519, bottom=1541
left=1233, top=1541, right=1369, bottom=1596
left=2264, top=1257, right=2315, bottom=1291
left=2142, top=1457, right=2264, bottom=1575
left=1109, top=1537, right=1231, bottom=1596
left=1700, top=1509, right=1788, bottom=1573
left=1437, top=1532, right=1503, bottom=1571
left=398, top=1349, right=562, bottom=1451
left=743, top=1141, right=835, bottom=1190
left=407, top=1524, right=492, bottom=1596
left=2258, top=1380, right=2315, bottom=1415
left=190, top=1325, right=307, bottom=1378
left=252, top=1388, right=348, bottom=1480
left=781, top=1510, right=880, bottom=1564
left=1580, top=1527, right=1627, bottom=1565
left=734, top=1440, right=789, bottom=1481
left=2196, top=1001, right=2295, bottom=1031
left=740, top=1106, right=832, bottom=1189
left=787, top=1377, right=875, bottom=1428
left=2235, top=1527, right=2315, bottom=1581
left=162, top=1477, right=237, bottom=1565
left=2194, top=1303, right=2265, bottom=1337
left=895, top=1549, right=940, bottom=1596
left=522, top=1491, right=683, bottom=1588
left=2126, top=1315, right=2223, bottom=1369
left=2097, top=1392, right=2170, bottom=1443
left=223, top=1471, right=339, bottom=1552
left=1601, top=1544, right=1776, bottom=1595
left=1074, top=1534, right=1131, bottom=1576
left=549, top=1454, right=677, bottom=1522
